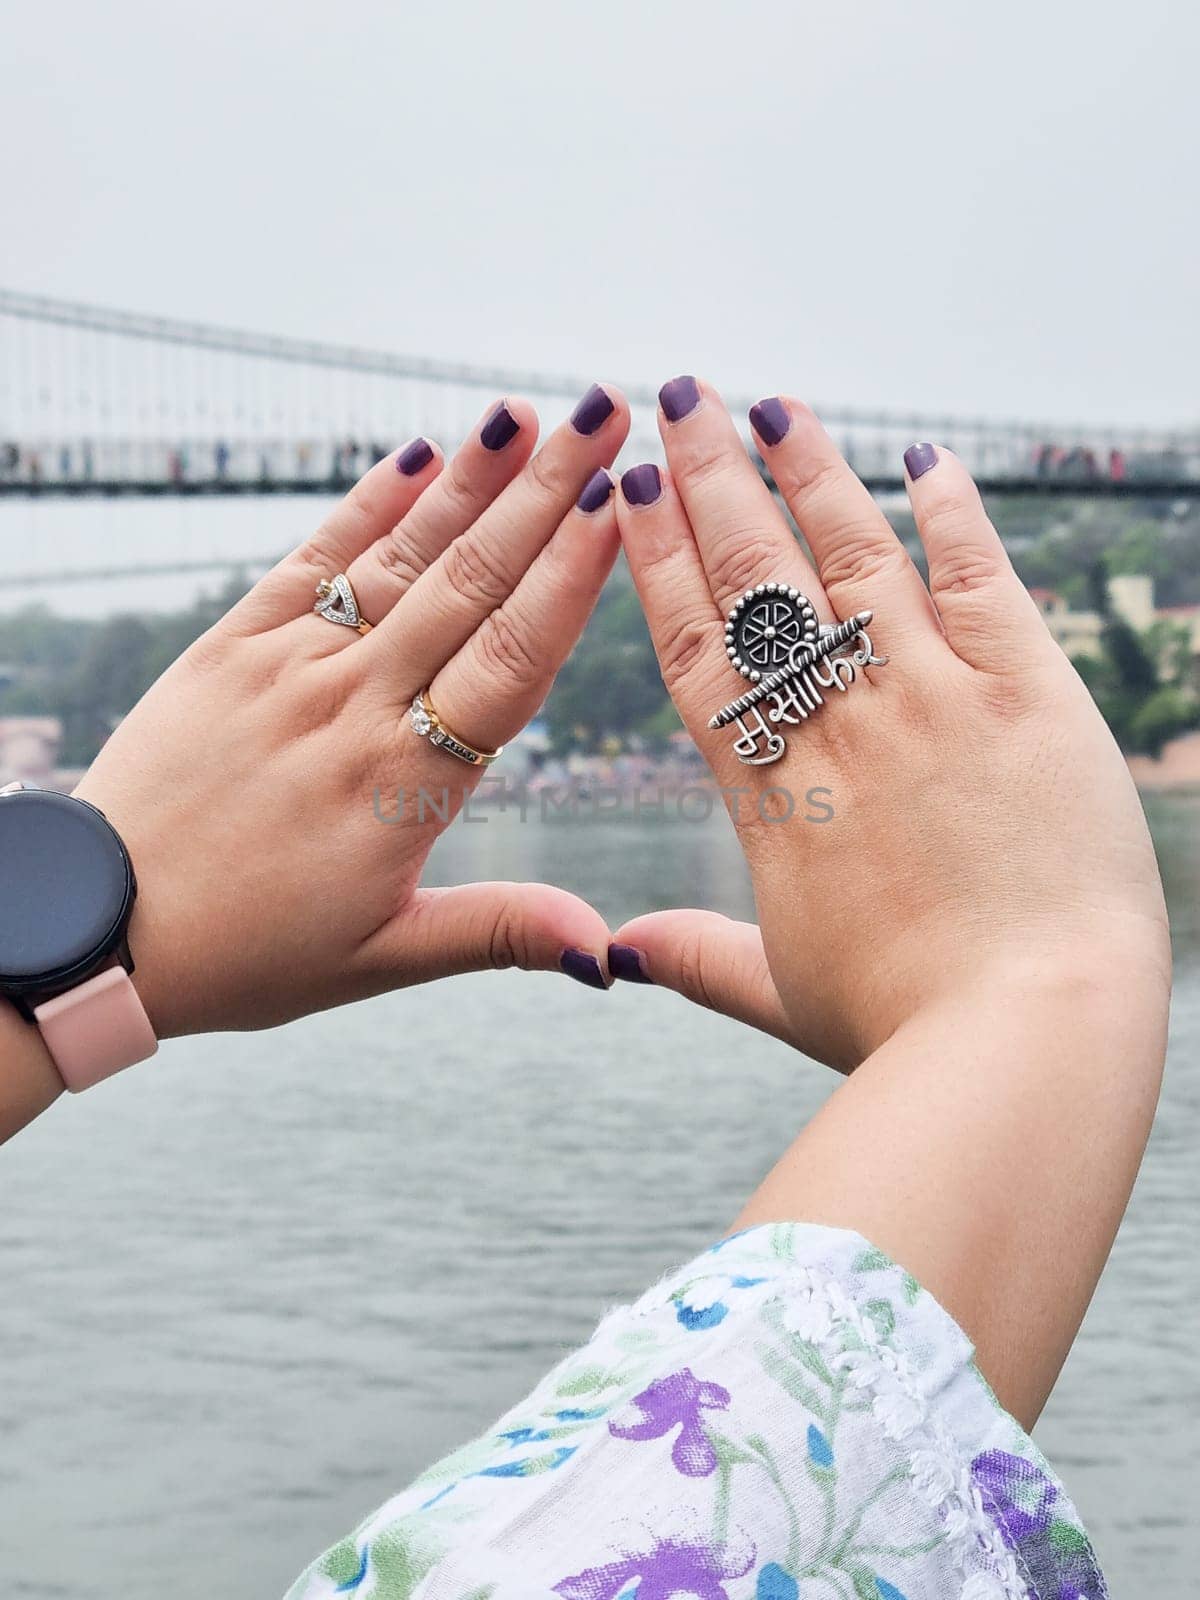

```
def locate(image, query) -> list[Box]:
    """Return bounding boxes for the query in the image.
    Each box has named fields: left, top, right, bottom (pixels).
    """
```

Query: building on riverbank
left=0, top=717, right=61, bottom=787
left=1029, top=575, right=1200, bottom=684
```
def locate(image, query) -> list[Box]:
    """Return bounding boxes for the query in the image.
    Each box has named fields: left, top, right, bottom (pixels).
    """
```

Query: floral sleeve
left=285, top=1224, right=1106, bottom=1600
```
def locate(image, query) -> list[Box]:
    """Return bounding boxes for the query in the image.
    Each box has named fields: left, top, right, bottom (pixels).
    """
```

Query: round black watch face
left=0, top=790, right=134, bottom=990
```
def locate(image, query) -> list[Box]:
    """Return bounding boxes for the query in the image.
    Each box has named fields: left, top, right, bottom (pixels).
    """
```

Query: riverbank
left=40, top=730, right=1200, bottom=809
left=1128, top=730, right=1200, bottom=791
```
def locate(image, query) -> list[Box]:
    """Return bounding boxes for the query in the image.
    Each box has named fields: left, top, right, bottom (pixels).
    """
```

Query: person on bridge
left=0, top=382, right=1165, bottom=1600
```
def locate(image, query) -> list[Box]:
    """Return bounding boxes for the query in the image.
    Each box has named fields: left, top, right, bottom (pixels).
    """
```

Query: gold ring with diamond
left=409, top=692, right=502, bottom=767
left=314, top=573, right=372, bottom=635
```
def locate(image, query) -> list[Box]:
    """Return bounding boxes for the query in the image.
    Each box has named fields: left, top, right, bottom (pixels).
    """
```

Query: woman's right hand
left=610, top=380, right=1170, bottom=1071
left=611, top=377, right=1177, bottom=1427
left=608, top=378, right=1172, bottom=1425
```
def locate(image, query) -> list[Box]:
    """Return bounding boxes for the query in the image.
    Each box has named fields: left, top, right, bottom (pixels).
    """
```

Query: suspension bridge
left=1, top=288, right=1197, bottom=591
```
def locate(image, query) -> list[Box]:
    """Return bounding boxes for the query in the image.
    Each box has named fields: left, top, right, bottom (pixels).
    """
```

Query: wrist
left=894, top=934, right=1170, bottom=1082
left=0, top=996, right=64, bottom=1142
left=69, top=775, right=183, bottom=1041
left=0, top=782, right=162, bottom=1103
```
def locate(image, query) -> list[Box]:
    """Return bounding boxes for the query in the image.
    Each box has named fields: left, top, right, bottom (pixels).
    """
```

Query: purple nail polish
left=659, top=374, right=701, bottom=423
left=904, top=442, right=938, bottom=481
left=621, top=463, right=663, bottom=507
left=608, top=943, right=653, bottom=984
left=749, top=397, right=791, bottom=448
left=395, top=437, right=434, bottom=476
left=577, top=469, right=613, bottom=515
left=560, top=948, right=608, bottom=990
left=481, top=401, right=520, bottom=452
left=570, top=383, right=615, bottom=437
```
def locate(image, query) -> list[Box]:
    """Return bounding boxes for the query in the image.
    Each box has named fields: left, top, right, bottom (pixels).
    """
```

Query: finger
left=422, top=469, right=620, bottom=753
left=382, top=881, right=614, bottom=989
left=226, top=439, right=444, bottom=635
left=903, top=443, right=1053, bottom=673
left=369, top=385, right=630, bottom=693
left=346, top=396, right=539, bottom=626
left=656, top=375, right=826, bottom=614
left=609, top=910, right=803, bottom=1050
left=753, top=397, right=939, bottom=646
left=613, top=461, right=740, bottom=753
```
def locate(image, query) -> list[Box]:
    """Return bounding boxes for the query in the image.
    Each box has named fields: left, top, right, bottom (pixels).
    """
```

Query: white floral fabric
left=285, top=1224, right=1105, bottom=1600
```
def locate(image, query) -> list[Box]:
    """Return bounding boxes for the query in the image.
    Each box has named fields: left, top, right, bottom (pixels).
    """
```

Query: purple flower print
left=555, top=1534, right=755, bottom=1600
left=972, top=1451, right=1105, bottom=1600
left=609, top=1369, right=731, bottom=1477
left=972, top=1450, right=1057, bottom=1543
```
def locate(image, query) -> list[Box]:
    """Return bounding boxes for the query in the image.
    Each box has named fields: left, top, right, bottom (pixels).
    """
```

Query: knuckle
left=474, top=605, right=543, bottom=689
left=332, top=481, right=379, bottom=549
left=526, top=444, right=574, bottom=506
left=487, top=903, right=530, bottom=971
left=659, top=613, right=721, bottom=687
left=299, top=658, right=359, bottom=728
left=817, top=526, right=912, bottom=594
left=293, top=532, right=343, bottom=583
left=432, top=460, right=483, bottom=530
left=342, top=473, right=378, bottom=523
left=675, top=927, right=720, bottom=1014
left=662, top=614, right=720, bottom=684
left=708, top=536, right=790, bottom=606
left=673, top=437, right=734, bottom=495
left=295, top=480, right=377, bottom=574
left=930, top=543, right=1006, bottom=600
left=919, top=492, right=980, bottom=546
left=376, top=465, right=479, bottom=586
left=777, top=451, right=844, bottom=506
left=442, top=534, right=513, bottom=611
left=181, top=619, right=228, bottom=674
left=374, top=527, right=425, bottom=589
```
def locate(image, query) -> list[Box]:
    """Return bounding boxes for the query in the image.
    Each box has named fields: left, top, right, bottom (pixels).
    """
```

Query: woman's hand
left=74, top=386, right=630, bottom=1042
left=610, top=380, right=1170, bottom=1070
left=608, top=379, right=1172, bottom=1424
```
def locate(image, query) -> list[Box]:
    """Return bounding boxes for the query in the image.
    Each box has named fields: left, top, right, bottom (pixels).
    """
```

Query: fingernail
left=621, top=463, right=663, bottom=507
left=481, top=401, right=520, bottom=452
left=749, top=397, right=791, bottom=448
left=608, top=943, right=653, bottom=984
left=904, top=442, right=938, bottom=481
left=395, top=437, right=435, bottom=476
left=570, top=383, right=615, bottom=437
left=659, top=374, right=702, bottom=423
left=577, top=468, right=614, bottom=515
left=560, top=948, right=609, bottom=990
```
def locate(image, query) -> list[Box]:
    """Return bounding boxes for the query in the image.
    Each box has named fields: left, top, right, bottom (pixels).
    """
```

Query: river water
left=0, top=794, right=1196, bottom=1597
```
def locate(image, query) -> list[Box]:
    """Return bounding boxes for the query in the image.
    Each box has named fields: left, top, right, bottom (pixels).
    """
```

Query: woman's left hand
left=74, top=386, right=630, bottom=1042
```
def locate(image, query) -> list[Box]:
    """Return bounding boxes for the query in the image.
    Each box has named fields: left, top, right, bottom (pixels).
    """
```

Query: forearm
left=0, top=1002, right=64, bottom=1143
left=734, top=947, right=1170, bottom=1430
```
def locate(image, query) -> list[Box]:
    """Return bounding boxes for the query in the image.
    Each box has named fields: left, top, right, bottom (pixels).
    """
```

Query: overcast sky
left=1, top=0, right=1197, bottom=429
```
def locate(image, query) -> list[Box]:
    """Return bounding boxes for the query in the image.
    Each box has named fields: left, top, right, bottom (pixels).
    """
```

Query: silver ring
left=314, top=573, right=372, bottom=635
left=709, top=581, right=886, bottom=766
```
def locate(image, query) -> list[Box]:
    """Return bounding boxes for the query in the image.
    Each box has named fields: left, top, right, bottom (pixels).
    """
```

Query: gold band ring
left=409, top=692, right=502, bottom=767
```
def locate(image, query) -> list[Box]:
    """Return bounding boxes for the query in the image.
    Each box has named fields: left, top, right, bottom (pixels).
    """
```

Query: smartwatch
left=0, top=785, right=157, bottom=1091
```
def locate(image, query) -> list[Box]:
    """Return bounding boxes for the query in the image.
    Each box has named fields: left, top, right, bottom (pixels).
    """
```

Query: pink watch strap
left=33, top=966, right=158, bottom=1093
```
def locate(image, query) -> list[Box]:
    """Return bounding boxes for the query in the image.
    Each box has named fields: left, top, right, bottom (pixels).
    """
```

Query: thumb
left=397, top=881, right=614, bottom=990
left=610, top=909, right=798, bottom=1045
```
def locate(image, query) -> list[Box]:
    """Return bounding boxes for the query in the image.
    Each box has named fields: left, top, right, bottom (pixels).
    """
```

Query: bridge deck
left=1, top=473, right=1193, bottom=500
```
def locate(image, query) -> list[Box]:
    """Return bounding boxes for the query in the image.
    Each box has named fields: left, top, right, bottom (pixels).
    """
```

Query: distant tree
left=1126, top=687, right=1199, bottom=759
left=544, top=571, right=668, bottom=750
left=59, top=615, right=157, bottom=763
